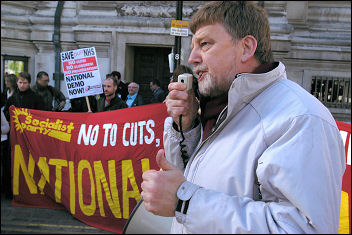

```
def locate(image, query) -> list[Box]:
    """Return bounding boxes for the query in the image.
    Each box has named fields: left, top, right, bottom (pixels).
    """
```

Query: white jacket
left=1, top=108, right=10, bottom=142
left=163, top=62, right=346, bottom=233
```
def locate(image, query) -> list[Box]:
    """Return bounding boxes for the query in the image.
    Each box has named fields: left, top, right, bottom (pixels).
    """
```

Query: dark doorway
left=133, top=46, right=171, bottom=104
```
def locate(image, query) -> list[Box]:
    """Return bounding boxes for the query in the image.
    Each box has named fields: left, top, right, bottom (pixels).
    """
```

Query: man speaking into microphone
left=141, top=1, right=345, bottom=233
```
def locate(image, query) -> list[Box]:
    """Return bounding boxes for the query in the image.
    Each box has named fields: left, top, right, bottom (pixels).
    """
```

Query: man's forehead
left=104, top=79, right=114, bottom=85
left=191, top=24, right=217, bottom=47
left=18, top=77, right=28, bottom=82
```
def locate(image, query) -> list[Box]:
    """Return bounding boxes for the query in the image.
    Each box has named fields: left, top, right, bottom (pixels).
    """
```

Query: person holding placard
left=69, top=95, right=97, bottom=112
left=96, top=76, right=127, bottom=112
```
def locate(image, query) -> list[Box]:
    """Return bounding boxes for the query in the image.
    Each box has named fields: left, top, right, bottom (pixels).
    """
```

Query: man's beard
left=36, top=82, right=47, bottom=90
left=198, top=73, right=233, bottom=98
left=105, top=91, right=114, bottom=98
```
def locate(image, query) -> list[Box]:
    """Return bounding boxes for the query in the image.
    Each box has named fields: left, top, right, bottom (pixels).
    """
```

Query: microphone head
left=178, top=73, right=193, bottom=91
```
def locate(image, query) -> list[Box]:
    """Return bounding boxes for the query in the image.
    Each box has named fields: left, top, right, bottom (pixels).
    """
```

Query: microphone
left=177, top=73, right=193, bottom=91
left=177, top=73, right=194, bottom=168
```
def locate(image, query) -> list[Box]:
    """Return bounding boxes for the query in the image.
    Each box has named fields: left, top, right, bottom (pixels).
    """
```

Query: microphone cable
left=179, top=115, right=189, bottom=168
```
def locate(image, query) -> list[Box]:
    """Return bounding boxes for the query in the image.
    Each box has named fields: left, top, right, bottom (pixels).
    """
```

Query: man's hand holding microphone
left=141, top=74, right=198, bottom=216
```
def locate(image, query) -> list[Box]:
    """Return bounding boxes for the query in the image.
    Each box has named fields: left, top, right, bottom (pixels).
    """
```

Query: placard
left=61, top=47, right=103, bottom=99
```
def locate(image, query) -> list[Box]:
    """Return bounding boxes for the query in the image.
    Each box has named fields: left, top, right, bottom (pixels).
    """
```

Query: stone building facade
left=1, top=1, right=351, bottom=122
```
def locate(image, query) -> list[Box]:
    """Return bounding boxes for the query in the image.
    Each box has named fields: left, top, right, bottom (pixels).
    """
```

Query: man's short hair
left=128, top=82, right=139, bottom=89
left=151, top=79, right=160, bottom=87
left=18, top=72, right=31, bottom=83
left=105, top=77, right=118, bottom=86
left=111, top=71, right=121, bottom=80
left=37, top=71, right=49, bottom=79
left=189, top=1, right=274, bottom=64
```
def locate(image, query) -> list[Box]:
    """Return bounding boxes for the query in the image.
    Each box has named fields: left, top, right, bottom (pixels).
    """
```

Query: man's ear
left=241, top=35, right=257, bottom=63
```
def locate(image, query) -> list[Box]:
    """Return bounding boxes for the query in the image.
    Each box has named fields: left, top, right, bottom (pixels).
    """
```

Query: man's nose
left=188, top=48, right=201, bottom=65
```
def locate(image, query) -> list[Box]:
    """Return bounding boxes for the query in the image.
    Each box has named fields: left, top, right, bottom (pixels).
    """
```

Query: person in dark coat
left=2, top=72, right=45, bottom=200
left=32, top=71, right=66, bottom=111
left=69, top=95, right=97, bottom=112
left=149, top=79, right=166, bottom=103
left=111, top=71, right=128, bottom=101
left=3, top=72, right=45, bottom=121
left=96, top=77, right=127, bottom=112
left=1, top=73, right=17, bottom=108
left=126, top=82, right=144, bottom=107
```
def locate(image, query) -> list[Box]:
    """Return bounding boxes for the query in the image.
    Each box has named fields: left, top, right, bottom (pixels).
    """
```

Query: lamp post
left=174, top=1, right=183, bottom=71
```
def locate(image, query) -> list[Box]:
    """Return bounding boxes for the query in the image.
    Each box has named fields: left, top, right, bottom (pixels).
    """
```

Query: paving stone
left=1, top=193, right=115, bottom=234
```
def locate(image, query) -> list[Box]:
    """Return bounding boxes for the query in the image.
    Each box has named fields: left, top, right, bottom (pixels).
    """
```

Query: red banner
left=336, top=121, right=351, bottom=234
left=9, top=104, right=350, bottom=233
left=10, top=103, right=168, bottom=234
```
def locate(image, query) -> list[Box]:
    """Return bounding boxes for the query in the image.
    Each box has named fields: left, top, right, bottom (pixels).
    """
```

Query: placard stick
left=85, top=96, right=92, bottom=112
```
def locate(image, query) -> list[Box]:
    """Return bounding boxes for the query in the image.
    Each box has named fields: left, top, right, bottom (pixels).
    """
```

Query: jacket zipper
left=186, top=73, right=246, bottom=180
left=187, top=106, right=229, bottom=182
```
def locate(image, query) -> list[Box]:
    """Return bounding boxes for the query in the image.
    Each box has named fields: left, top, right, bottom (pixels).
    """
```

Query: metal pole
left=53, top=1, right=64, bottom=90
left=174, top=1, right=183, bottom=70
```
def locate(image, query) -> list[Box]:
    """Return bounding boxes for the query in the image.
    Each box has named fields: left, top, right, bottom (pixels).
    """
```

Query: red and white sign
left=61, top=47, right=103, bottom=99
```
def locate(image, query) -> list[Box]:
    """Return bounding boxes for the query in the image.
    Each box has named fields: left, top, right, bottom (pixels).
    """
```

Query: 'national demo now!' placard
left=61, top=47, right=103, bottom=99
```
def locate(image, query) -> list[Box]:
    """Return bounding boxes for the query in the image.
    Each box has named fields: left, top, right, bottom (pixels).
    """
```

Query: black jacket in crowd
left=117, top=81, right=128, bottom=101
left=69, top=96, right=97, bottom=112
left=32, top=82, right=66, bottom=111
left=3, top=88, right=45, bottom=121
left=151, top=87, right=166, bottom=103
left=96, top=95, right=128, bottom=112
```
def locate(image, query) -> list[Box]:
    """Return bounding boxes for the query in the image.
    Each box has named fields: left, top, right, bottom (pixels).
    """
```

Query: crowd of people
left=1, top=69, right=170, bottom=115
left=0, top=68, right=178, bottom=199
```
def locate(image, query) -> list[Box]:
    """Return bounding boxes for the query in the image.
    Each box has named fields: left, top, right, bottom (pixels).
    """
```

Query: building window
left=3, top=55, right=28, bottom=77
left=311, top=76, right=351, bottom=109
left=2, top=55, right=29, bottom=91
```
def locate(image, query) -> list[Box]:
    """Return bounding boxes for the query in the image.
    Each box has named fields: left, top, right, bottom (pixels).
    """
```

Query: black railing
left=311, top=76, right=351, bottom=109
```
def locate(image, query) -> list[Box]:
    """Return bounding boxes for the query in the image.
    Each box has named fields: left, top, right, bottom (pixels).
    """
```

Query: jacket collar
left=18, top=88, right=32, bottom=95
left=226, top=61, right=286, bottom=118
